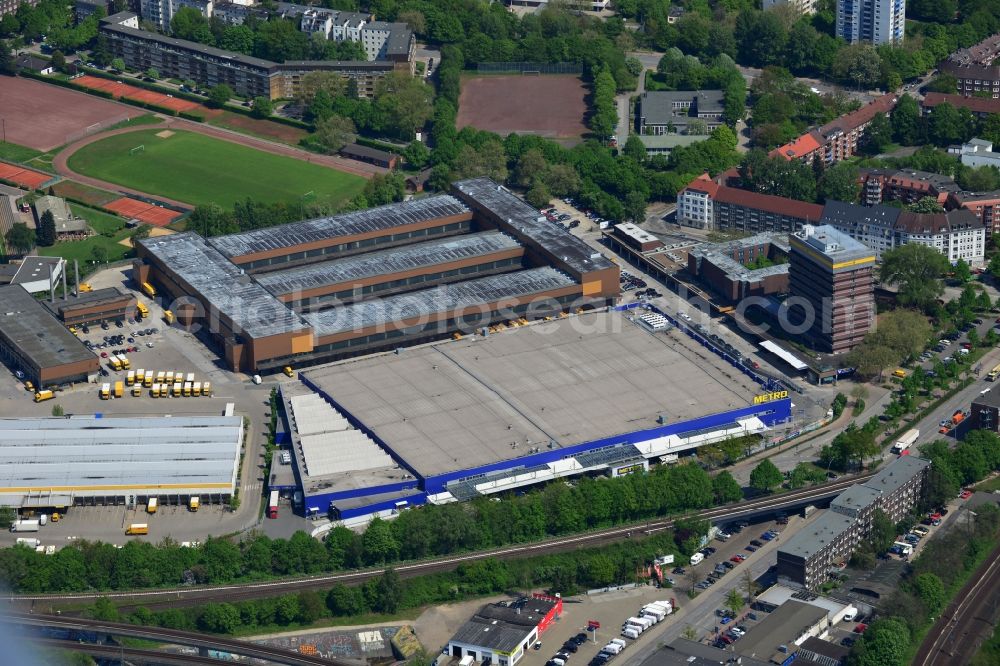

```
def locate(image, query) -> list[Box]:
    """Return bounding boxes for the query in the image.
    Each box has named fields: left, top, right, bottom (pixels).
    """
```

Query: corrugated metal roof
left=288, top=393, right=394, bottom=477
left=256, top=231, right=522, bottom=296
left=207, top=195, right=470, bottom=259
left=138, top=232, right=309, bottom=339
left=0, top=416, right=243, bottom=493
left=303, top=267, right=576, bottom=336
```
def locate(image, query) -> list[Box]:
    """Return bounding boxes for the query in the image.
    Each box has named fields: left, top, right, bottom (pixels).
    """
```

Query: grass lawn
left=974, top=475, right=1000, bottom=493
left=0, top=140, right=44, bottom=164
left=38, top=204, right=134, bottom=266
left=67, top=129, right=364, bottom=209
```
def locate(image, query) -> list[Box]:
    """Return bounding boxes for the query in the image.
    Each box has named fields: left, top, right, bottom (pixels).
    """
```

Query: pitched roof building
left=676, top=174, right=823, bottom=232
left=772, top=93, right=898, bottom=164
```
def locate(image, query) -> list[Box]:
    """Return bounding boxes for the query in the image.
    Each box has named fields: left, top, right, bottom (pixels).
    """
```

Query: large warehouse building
left=135, top=179, right=620, bottom=372
left=278, top=307, right=793, bottom=520
left=0, top=415, right=244, bottom=509
left=0, top=284, right=100, bottom=387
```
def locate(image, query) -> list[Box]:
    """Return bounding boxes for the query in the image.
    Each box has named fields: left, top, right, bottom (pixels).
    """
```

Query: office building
left=836, top=0, right=905, bottom=45
left=637, top=91, right=725, bottom=136
left=777, top=456, right=929, bottom=588
left=788, top=225, right=874, bottom=353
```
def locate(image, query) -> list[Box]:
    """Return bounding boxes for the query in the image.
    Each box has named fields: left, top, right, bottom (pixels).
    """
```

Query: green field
left=67, top=129, right=366, bottom=209
left=38, top=204, right=135, bottom=266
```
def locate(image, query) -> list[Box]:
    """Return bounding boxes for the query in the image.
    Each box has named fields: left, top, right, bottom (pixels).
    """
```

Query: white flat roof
left=0, top=416, right=243, bottom=499
left=760, top=340, right=809, bottom=370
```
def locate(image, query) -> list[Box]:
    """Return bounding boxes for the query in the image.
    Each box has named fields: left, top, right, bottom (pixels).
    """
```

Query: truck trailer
left=10, top=520, right=40, bottom=532
left=892, top=429, right=919, bottom=454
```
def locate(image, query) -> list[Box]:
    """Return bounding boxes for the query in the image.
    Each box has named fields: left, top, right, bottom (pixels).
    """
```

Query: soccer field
left=67, top=130, right=366, bottom=209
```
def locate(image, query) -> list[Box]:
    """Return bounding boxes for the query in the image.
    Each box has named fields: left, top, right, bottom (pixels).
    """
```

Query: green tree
left=848, top=617, right=910, bottom=666
left=188, top=203, right=237, bottom=237
left=879, top=243, right=950, bottom=309
left=749, top=459, right=782, bottom=493
left=859, top=112, right=892, bottom=155
left=207, top=84, right=234, bottom=108
left=818, top=162, right=861, bottom=203
left=908, top=196, right=945, bottom=213
left=89, top=597, right=120, bottom=621
left=90, top=245, right=109, bottom=264
left=197, top=602, right=240, bottom=633
left=954, top=258, right=972, bottom=284
left=890, top=95, right=923, bottom=145
left=36, top=210, right=56, bottom=247
left=373, top=567, right=403, bottom=613
left=712, top=471, right=742, bottom=503
left=927, top=103, right=973, bottom=146
left=297, top=590, right=325, bottom=624
left=110, top=57, right=125, bottom=72
left=327, top=583, right=365, bottom=616
left=623, top=134, right=646, bottom=162
left=725, top=588, right=744, bottom=615
left=50, top=49, right=65, bottom=72
left=251, top=96, right=272, bottom=119
left=170, top=6, right=213, bottom=44
left=0, top=39, right=14, bottom=76
left=362, top=517, right=399, bottom=564
left=514, top=148, right=547, bottom=188
left=145, top=67, right=159, bottom=80
left=6, top=222, right=34, bottom=254
left=402, top=140, right=430, bottom=169
left=912, top=572, right=945, bottom=615
left=312, top=114, right=356, bottom=154
left=525, top=181, right=552, bottom=209
left=870, top=509, right=895, bottom=553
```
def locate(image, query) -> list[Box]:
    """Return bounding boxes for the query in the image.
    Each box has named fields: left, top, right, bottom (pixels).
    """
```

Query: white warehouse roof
left=0, top=416, right=244, bottom=504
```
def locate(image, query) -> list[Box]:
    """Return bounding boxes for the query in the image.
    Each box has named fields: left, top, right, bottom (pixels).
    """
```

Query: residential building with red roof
left=858, top=168, right=960, bottom=207
left=771, top=93, right=897, bottom=165
left=922, top=93, right=1000, bottom=118
left=676, top=174, right=823, bottom=232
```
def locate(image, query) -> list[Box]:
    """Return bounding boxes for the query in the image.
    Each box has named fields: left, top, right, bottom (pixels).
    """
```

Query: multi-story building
left=894, top=208, right=985, bottom=266
left=140, top=0, right=214, bottom=31
left=75, top=0, right=109, bottom=22
left=763, top=0, right=817, bottom=13
left=676, top=174, right=823, bottom=232
left=787, top=224, right=874, bottom=354
left=950, top=138, right=1000, bottom=169
left=858, top=168, right=959, bottom=207
left=637, top=91, right=725, bottom=136
left=939, top=34, right=1000, bottom=98
left=100, top=12, right=402, bottom=100
left=772, top=94, right=897, bottom=165
left=686, top=233, right=791, bottom=303
left=504, top=0, right=610, bottom=10
left=299, top=9, right=368, bottom=41
left=971, top=389, right=1000, bottom=431
left=0, top=0, right=37, bottom=18
left=359, top=21, right=414, bottom=63
left=835, top=0, right=905, bottom=45
left=777, top=456, right=930, bottom=588
left=922, top=92, right=1000, bottom=119
left=948, top=190, right=1000, bottom=233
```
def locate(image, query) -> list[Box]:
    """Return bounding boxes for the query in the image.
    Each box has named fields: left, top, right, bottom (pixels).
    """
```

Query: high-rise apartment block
left=836, top=0, right=905, bottom=45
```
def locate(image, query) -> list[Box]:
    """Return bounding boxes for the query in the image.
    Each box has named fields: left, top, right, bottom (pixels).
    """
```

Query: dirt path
left=52, top=115, right=384, bottom=211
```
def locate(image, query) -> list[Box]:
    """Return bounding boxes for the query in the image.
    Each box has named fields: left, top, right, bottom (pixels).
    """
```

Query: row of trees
left=97, top=530, right=687, bottom=635
left=0, top=461, right=736, bottom=594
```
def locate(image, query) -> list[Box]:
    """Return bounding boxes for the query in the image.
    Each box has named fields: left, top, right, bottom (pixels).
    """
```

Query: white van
left=690, top=551, right=705, bottom=565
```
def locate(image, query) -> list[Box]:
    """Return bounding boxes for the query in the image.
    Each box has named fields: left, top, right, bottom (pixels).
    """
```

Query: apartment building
left=948, top=190, right=1000, bottom=233
left=788, top=225, right=874, bottom=354
left=939, top=33, right=1000, bottom=99
left=835, top=0, right=905, bottom=45
left=676, top=174, right=823, bottom=232
left=100, top=12, right=399, bottom=100
left=637, top=91, right=725, bottom=136
left=777, top=456, right=930, bottom=588
left=858, top=168, right=959, bottom=207
left=922, top=92, right=1000, bottom=119
left=762, top=0, right=817, bottom=13
left=772, top=94, right=898, bottom=165
left=1, top=0, right=36, bottom=18
left=140, top=0, right=214, bottom=31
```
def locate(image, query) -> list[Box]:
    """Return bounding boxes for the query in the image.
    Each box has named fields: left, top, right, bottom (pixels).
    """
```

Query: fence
left=476, top=61, right=583, bottom=74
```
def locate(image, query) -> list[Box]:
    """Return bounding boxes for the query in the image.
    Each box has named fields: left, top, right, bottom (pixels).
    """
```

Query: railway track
left=12, top=614, right=360, bottom=666
left=4, top=475, right=869, bottom=609
left=913, top=537, right=1000, bottom=666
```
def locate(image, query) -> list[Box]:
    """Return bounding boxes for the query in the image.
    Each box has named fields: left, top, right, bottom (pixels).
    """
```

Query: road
left=4, top=477, right=864, bottom=610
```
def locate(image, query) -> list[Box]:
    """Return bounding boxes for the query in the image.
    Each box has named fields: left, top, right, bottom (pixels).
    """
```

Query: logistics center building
left=0, top=415, right=244, bottom=509
left=279, top=308, right=794, bottom=520
left=134, top=179, right=620, bottom=373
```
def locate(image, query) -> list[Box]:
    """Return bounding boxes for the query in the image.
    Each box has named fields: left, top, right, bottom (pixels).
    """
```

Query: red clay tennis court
left=105, top=197, right=183, bottom=227
left=0, top=162, right=53, bottom=189
left=75, top=75, right=201, bottom=113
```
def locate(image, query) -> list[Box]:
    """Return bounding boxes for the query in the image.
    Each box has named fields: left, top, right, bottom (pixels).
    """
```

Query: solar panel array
left=256, top=231, right=522, bottom=296
left=288, top=393, right=394, bottom=478
left=0, top=416, right=243, bottom=492
left=207, top=195, right=470, bottom=259
left=303, top=266, right=575, bottom=337
left=138, top=232, right=309, bottom=339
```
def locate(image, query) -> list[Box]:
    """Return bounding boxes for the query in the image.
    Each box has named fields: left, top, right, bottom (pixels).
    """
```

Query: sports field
left=66, top=130, right=366, bottom=209
left=457, top=74, right=588, bottom=141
